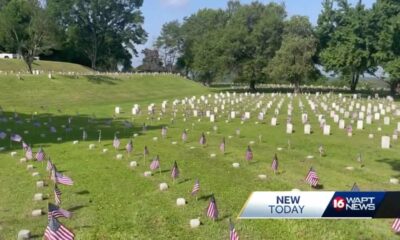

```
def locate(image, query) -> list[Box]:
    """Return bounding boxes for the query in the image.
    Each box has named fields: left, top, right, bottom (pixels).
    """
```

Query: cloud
left=161, top=0, right=189, bottom=7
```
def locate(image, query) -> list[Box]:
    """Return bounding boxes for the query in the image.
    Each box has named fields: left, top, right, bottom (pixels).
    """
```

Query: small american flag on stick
left=44, top=217, right=75, bottom=240
left=54, top=185, right=62, bottom=205
left=171, top=161, right=179, bottom=180
left=245, top=146, right=253, bottom=161
left=48, top=203, right=71, bottom=219
left=305, top=167, right=319, bottom=187
left=206, top=194, right=218, bottom=220
left=229, top=219, right=239, bottom=240
left=191, top=179, right=200, bottom=196
left=272, top=153, right=278, bottom=173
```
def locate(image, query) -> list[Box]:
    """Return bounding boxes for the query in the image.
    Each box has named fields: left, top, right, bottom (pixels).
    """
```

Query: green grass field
left=1, top=73, right=400, bottom=239
left=0, top=59, right=93, bottom=74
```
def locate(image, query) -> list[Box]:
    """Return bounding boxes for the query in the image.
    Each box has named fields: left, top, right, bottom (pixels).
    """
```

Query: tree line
left=0, top=0, right=399, bottom=94
left=145, top=0, right=400, bottom=93
left=0, top=0, right=147, bottom=73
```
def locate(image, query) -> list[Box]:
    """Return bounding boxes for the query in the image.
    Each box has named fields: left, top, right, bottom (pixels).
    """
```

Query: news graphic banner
left=238, top=191, right=400, bottom=219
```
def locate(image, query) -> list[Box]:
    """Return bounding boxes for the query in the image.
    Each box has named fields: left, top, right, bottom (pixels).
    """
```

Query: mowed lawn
left=1, top=74, right=400, bottom=239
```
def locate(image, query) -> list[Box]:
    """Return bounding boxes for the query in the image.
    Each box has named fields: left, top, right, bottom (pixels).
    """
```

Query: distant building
left=0, top=53, right=39, bottom=60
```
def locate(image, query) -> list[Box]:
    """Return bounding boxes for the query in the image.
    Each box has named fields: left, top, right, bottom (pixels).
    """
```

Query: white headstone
left=339, top=119, right=345, bottom=129
left=232, top=163, right=240, bottom=168
left=230, top=111, right=236, bottom=119
left=356, top=120, right=363, bottom=130
left=381, top=136, right=390, bottom=149
left=115, top=106, right=120, bottom=114
left=366, top=115, right=372, bottom=124
left=286, top=123, right=293, bottom=134
left=36, top=181, right=44, bottom=188
left=159, top=183, right=168, bottom=191
left=176, top=198, right=186, bottom=206
left=129, top=161, right=137, bottom=168
left=384, top=116, right=390, bottom=125
left=323, top=125, right=331, bottom=135
left=304, top=124, right=311, bottom=134
left=210, top=114, right=215, bottom=122
left=31, top=209, right=42, bottom=217
left=374, top=113, right=380, bottom=120
left=17, top=230, right=31, bottom=240
left=33, top=193, right=43, bottom=201
left=271, top=117, right=277, bottom=126
left=190, top=219, right=200, bottom=228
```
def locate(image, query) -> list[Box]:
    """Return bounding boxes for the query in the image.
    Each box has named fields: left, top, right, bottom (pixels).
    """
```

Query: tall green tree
left=372, top=0, right=400, bottom=95
left=179, top=8, right=228, bottom=85
left=0, top=0, right=57, bottom=73
left=222, top=2, right=286, bottom=90
left=317, top=0, right=377, bottom=92
left=137, top=48, right=163, bottom=72
left=155, top=20, right=182, bottom=72
left=267, top=16, right=318, bottom=92
left=46, top=0, right=147, bottom=71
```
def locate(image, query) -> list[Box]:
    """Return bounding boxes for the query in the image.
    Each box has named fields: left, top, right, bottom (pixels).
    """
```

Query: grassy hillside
left=0, top=74, right=208, bottom=112
left=1, top=74, right=400, bottom=239
left=0, top=59, right=93, bottom=73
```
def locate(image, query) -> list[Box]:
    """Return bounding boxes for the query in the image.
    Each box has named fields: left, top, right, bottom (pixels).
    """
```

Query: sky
left=132, top=0, right=376, bottom=66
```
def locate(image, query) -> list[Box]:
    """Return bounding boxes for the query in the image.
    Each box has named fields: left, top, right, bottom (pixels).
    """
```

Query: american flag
left=191, top=179, right=200, bottom=196
left=25, top=146, right=33, bottom=160
left=113, top=135, right=120, bottom=149
left=44, top=217, right=74, bottom=240
left=48, top=203, right=71, bottom=219
left=305, top=167, right=319, bottom=187
left=150, top=155, right=160, bottom=170
left=54, top=185, right=62, bottom=205
left=245, top=146, right=253, bottom=161
left=206, top=194, right=218, bottom=220
left=392, top=218, right=400, bottom=233
left=171, top=161, right=179, bottom=179
left=347, top=125, right=353, bottom=134
left=0, top=131, right=6, bottom=139
left=199, top=133, right=206, bottom=145
left=47, top=159, right=54, bottom=172
left=52, top=167, right=74, bottom=186
left=220, top=138, right=225, bottom=153
left=144, top=146, right=149, bottom=156
left=10, top=133, right=22, bottom=142
left=126, top=139, right=133, bottom=153
left=351, top=182, right=360, bottom=192
left=22, top=141, right=28, bottom=151
left=36, top=147, right=46, bottom=161
left=181, top=130, right=187, bottom=142
left=229, top=219, right=239, bottom=240
left=272, top=154, right=278, bottom=173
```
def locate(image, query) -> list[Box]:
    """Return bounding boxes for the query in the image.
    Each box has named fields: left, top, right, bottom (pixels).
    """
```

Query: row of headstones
left=11, top=151, right=46, bottom=239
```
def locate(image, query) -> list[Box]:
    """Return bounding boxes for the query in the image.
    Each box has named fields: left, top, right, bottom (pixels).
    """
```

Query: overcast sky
left=132, top=0, right=376, bottom=67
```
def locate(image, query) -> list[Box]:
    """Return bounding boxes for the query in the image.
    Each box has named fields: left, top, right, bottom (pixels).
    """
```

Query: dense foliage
left=1, top=0, right=400, bottom=93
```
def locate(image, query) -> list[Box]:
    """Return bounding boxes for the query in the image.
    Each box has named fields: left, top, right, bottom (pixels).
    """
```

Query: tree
left=46, top=0, right=147, bottom=71
left=222, top=2, right=286, bottom=90
left=137, top=48, right=163, bottom=72
left=317, top=0, right=377, bottom=92
left=371, top=0, right=400, bottom=95
left=179, top=8, right=228, bottom=84
left=0, top=0, right=57, bottom=73
left=267, top=16, right=318, bottom=92
left=155, top=20, right=182, bottom=72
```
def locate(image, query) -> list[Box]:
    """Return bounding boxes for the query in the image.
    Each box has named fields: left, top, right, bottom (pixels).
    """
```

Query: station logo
left=332, top=196, right=375, bottom=211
